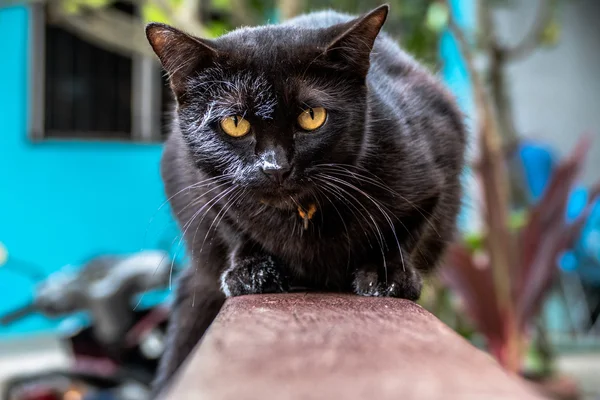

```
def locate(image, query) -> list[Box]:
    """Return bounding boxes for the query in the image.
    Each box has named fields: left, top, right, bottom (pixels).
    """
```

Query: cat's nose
left=259, top=148, right=291, bottom=185
left=261, top=164, right=291, bottom=185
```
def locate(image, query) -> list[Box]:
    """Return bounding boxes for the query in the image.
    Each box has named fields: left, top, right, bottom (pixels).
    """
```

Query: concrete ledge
left=163, top=293, right=543, bottom=400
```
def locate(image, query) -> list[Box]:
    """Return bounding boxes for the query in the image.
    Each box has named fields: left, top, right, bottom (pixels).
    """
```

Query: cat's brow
left=191, top=69, right=276, bottom=120
left=295, top=78, right=353, bottom=111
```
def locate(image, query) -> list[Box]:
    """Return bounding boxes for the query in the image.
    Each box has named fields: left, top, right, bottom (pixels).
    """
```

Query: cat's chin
left=258, top=191, right=312, bottom=211
left=258, top=196, right=297, bottom=210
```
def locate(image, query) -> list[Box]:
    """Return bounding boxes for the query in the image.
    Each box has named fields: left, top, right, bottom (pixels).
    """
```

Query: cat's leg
left=411, top=196, right=460, bottom=273
left=220, top=241, right=290, bottom=297
left=152, top=265, right=225, bottom=397
left=353, top=248, right=423, bottom=300
left=352, top=192, right=453, bottom=300
left=411, top=230, right=448, bottom=273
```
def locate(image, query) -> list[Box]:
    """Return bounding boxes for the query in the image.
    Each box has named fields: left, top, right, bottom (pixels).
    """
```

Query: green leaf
left=509, top=209, right=527, bottom=230
left=62, top=0, right=113, bottom=13
left=540, top=19, right=561, bottom=47
left=523, top=341, right=545, bottom=373
left=205, top=20, right=229, bottom=38
left=464, top=232, right=484, bottom=251
left=212, top=0, right=231, bottom=11
left=84, top=0, right=112, bottom=8
left=425, top=2, right=449, bottom=33
left=142, top=3, right=171, bottom=24
left=62, top=0, right=80, bottom=14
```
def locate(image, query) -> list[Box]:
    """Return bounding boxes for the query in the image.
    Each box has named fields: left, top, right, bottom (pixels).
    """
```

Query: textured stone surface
left=164, top=293, right=543, bottom=400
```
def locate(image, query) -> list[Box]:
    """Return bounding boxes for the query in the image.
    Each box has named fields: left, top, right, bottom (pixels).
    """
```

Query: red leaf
left=517, top=136, right=590, bottom=302
left=440, top=245, right=505, bottom=345
left=517, top=203, right=592, bottom=326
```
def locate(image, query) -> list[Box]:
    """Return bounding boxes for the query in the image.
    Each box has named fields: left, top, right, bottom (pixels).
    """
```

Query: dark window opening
left=37, top=2, right=165, bottom=142
left=44, top=25, right=133, bottom=139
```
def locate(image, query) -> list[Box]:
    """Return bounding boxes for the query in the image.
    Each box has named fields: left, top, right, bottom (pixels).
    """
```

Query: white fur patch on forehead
left=188, top=67, right=277, bottom=120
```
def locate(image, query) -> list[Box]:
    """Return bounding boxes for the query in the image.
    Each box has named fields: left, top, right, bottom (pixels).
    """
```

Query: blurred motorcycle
left=0, top=250, right=178, bottom=400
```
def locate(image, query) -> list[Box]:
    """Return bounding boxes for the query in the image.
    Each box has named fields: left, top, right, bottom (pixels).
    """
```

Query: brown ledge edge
left=160, top=293, right=544, bottom=400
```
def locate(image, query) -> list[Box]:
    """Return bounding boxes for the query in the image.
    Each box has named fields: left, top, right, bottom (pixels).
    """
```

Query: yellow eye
left=220, top=115, right=251, bottom=137
left=297, top=107, right=327, bottom=131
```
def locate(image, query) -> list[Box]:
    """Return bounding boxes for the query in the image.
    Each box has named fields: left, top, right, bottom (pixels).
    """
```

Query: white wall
left=493, top=0, right=600, bottom=185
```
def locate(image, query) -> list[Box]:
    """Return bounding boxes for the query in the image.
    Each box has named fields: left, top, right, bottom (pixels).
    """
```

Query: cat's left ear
left=146, top=23, right=218, bottom=98
left=323, top=4, right=389, bottom=77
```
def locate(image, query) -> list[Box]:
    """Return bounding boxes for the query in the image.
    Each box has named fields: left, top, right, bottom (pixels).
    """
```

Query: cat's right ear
left=146, top=23, right=218, bottom=98
left=322, top=5, right=388, bottom=77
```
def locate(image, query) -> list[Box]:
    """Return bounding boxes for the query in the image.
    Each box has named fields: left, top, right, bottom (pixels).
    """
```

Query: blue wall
left=0, top=6, right=176, bottom=337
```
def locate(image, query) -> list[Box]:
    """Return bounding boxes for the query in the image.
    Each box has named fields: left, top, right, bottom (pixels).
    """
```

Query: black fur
left=147, top=5, right=466, bottom=393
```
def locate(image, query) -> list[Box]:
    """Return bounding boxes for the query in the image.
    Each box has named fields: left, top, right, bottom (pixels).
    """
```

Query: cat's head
left=146, top=5, right=388, bottom=208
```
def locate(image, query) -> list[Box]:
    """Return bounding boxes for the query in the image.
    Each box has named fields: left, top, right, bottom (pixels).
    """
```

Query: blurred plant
left=419, top=277, right=479, bottom=342
left=0, top=0, right=276, bottom=57
left=1, top=0, right=448, bottom=68
left=441, top=136, right=600, bottom=373
left=440, top=0, right=600, bottom=377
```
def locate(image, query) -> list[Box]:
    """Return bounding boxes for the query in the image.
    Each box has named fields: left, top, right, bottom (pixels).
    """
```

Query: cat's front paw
left=353, top=263, right=422, bottom=300
left=220, top=254, right=289, bottom=297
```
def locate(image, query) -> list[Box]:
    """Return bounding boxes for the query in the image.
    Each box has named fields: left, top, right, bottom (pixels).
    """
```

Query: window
left=28, top=4, right=171, bottom=142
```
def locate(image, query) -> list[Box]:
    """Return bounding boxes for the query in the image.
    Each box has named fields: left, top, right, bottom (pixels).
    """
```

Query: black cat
left=146, top=4, right=466, bottom=392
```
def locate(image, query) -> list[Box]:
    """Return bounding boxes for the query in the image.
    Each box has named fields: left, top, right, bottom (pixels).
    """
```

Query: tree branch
left=503, top=0, right=552, bottom=61
left=172, top=0, right=206, bottom=36
left=47, top=2, right=155, bottom=58
left=444, top=1, right=517, bottom=346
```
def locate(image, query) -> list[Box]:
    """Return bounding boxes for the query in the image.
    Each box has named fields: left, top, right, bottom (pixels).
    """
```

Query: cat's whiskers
left=291, top=212, right=298, bottom=237
left=317, top=167, right=417, bottom=244
left=317, top=173, right=403, bottom=275
left=199, top=187, right=247, bottom=256
left=316, top=163, right=442, bottom=236
left=316, top=163, right=441, bottom=222
left=145, top=174, right=234, bottom=278
left=310, top=188, right=326, bottom=228
left=311, top=185, right=351, bottom=271
left=165, top=174, right=233, bottom=210
left=214, top=189, right=248, bottom=238
left=313, top=178, right=373, bottom=247
left=176, top=179, right=233, bottom=218
left=314, top=176, right=389, bottom=276
left=187, top=185, right=239, bottom=260
left=146, top=174, right=233, bottom=239
left=188, top=186, right=242, bottom=305
left=167, top=181, right=235, bottom=264
left=249, top=202, right=269, bottom=218
left=172, top=185, right=239, bottom=289
left=314, top=166, right=434, bottom=271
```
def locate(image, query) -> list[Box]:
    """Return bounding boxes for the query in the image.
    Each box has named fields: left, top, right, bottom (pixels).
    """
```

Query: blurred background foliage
left=0, top=0, right=445, bottom=67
